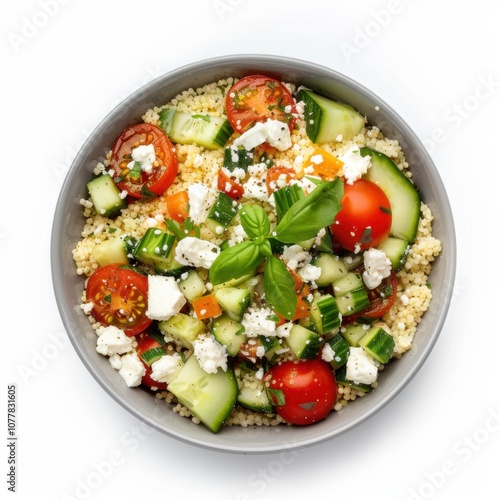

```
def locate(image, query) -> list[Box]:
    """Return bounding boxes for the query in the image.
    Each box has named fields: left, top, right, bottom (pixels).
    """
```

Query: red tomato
left=111, top=124, right=178, bottom=199
left=217, top=169, right=244, bottom=200
left=265, top=359, right=337, bottom=425
left=135, top=335, right=167, bottom=390
left=85, top=265, right=151, bottom=336
left=226, top=75, right=296, bottom=134
left=266, top=166, right=296, bottom=194
left=331, top=179, right=392, bottom=252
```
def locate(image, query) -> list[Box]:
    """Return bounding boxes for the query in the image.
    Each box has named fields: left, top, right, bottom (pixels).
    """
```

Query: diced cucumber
left=297, top=89, right=365, bottom=144
left=159, top=241, right=188, bottom=277
left=285, top=324, right=323, bottom=359
left=341, top=323, right=371, bottom=346
left=167, top=355, right=238, bottom=433
left=377, top=236, right=410, bottom=272
left=310, top=293, right=341, bottom=338
left=313, top=252, right=348, bottom=287
left=358, top=326, right=395, bottom=363
left=158, top=313, right=206, bottom=349
left=336, top=288, right=370, bottom=316
left=335, top=365, right=371, bottom=393
left=326, top=333, right=350, bottom=370
left=333, top=272, right=364, bottom=296
left=341, top=252, right=364, bottom=271
left=223, top=146, right=254, bottom=172
left=207, top=192, right=238, bottom=227
left=237, top=377, right=273, bottom=412
left=133, top=228, right=176, bottom=273
left=139, top=347, right=166, bottom=366
left=92, top=237, right=129, bottom=267
left=212, top=272, right=255, bottom=291
left=259, top=335, right=283, bottom=365
left=214, top=287, right=251, bottom=322
left=87, top=174, right=126, bottom=218
left=361, top=147, right=421, bottom=243
left=159, top=109, right=233, bottom=150
left=211, top=314, right=247, bottom=357
left=273, top=185, right=305, bottom=222
left=178, top=270, right=206, bottom=302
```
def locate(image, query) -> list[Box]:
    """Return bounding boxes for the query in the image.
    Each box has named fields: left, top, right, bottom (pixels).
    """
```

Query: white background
left=2, top=0, right=499, bottom=499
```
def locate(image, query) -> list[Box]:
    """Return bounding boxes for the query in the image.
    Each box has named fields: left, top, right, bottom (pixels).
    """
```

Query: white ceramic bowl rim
left=51, top=54, right=456, bottom=454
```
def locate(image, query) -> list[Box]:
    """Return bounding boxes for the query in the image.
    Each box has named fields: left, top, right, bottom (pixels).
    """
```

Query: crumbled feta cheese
left=193, top=336, right=228, bottom=374
left=256, top=345, right=266, bottom=358
left=289, top=175, right=320, bottom=195
left=340, top=145, right=372, bottom=184
left=282, top=245, right=311, bottom=270
left=244, top=166, right=268, bottom=202
left=310, top=154, right=324, bottom=165
left=362, top=248, right=392, bottom=289
left=109, top=354, right=122, bottom=370
left=96, top=325, right=133, bottom=356
left=276, top=323, right=293, bottom=338
left=128, top=144, right=156, bottom=174
left=81, top=301, right=94, bottom=314
left=118, top=353, right=146, bottom=387
left=242, top=307, right=277, bottom=337
left=146, top=275, right=186, bottom=321
left=297, top=263, right=322, bottom=283
left=346, top=347, right=378, bottom=385
left=321, top=343, right=335, bottom=362
left=233, top=119, right=292, bottom=151
left=255, top=367, right=264, bottom=380
left=150, top=353, right=183, bottom=384
left=314, top=228, right=326, bottom=248
left=175, top=236, right=220, bottom=269
left=188, top=183, right=215, bottom=224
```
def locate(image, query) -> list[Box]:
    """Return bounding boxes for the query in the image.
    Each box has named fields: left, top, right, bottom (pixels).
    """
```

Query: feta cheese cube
left=193, top=335, right=228, bottom=374
left=346, top=347, right=378, bottom=385
left=146, top=275, right=186, bottom=321
left=340, top=145, right=372, bottom=184
left=127, top=144, right=156, bottom=174
left=174, top=236, right=220, bottom=269
left=188, top=183, right=215, bottom=224
left=241, top=307, right=277, bottom=337
left=321, top=343, right=335, bottom=362
left=118, top=353, right=146, bottom=387
left=233, top=119, right=292, bottom=151
left=96, top=325, right=133, bottom=356
left=150, top=353, right=183, bottom=384
left=362, top=248, right=392, bottom=289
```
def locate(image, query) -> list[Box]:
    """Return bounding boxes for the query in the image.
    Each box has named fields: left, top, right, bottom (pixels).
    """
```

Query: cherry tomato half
left=331, top=179, right=392, bottom=252
left=266, top=166, right=296, bottom=194
left=86, top=265, right=151, bottom=336
left=111, top=123, right=178, bottom=199
left=265, top=359, right=337, bottom=426
left=218, top=169, right=244, bottom=200
left=226, top=75, right=296, bottom=134
left=135, top=335, right=167, bottom=390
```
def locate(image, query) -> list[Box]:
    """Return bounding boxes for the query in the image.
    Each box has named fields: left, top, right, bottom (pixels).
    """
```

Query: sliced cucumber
left=341, top=323, right=371, bottom=346
left=333, top=272, right=364, bottom=296
left=326, top=333, right=350, bottom=370
left=159, top=109, right=233, bottom=150
left=377, top=236, right=410, bottom=272
left=139, top=347, right=166, bottom=366
left=133, top=228, right=176, bottom=273
left=212, top=272, right=255, bottom=291
left=341, top=252, right=364, bottom=271
left=214, top=287, right=251, bottom=322
left=310, top=293, right=341, bottom=338
left=361, top=147, right=421, bottom=243
left=359, top=326, right=395, bottom=363
left=92, top=237, right=129, bottom=267
left=87, top=174, right=126, bottom=218
left=273, top=185, right=305, bottom=222
left=333, top=272, right=370, bottom=316
left=297, top=89, right=365, bottom=144
left=158, top=313, right=206, bottom=349
left=238, top=378, right=273, bottom=412
left=207, top=192, right=238, bottom=227
left=211, top=314, right=247, bottom=357
left=259, top=335, right=283, bottom=365
left=167, top=355, right=238, bottom=433
left=335, top=365, right=371, bottom=393
left=313, top=252, right=348, bottom=287
left=178, top=270, right=206, bottom=302
left=285, top=324, right=323, bottom=359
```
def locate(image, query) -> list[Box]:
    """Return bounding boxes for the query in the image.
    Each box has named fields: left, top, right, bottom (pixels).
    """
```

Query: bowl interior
left=51, top=54, right=456, bottom=453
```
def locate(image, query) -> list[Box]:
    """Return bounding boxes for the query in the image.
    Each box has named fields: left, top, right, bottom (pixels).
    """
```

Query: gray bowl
left=51, top=54, right=456, bottom=454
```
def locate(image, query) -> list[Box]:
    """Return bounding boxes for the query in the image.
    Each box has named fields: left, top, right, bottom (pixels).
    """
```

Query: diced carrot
left=192, top=294, right=222, bottom=320
left=303, top=148, right=344, bottom=180
left=165, top=190, right=189, bottom=223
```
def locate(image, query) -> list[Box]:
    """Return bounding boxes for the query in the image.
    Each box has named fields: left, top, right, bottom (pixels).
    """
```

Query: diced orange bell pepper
left=192, top=294, right=222, bottom=320
left=165, top=190, right=189, bottom=223
left=303, top=148, right=344, bottom=180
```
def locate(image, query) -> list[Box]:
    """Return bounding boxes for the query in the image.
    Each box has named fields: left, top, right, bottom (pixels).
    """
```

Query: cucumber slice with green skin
left=158, top=313, right=206, bottom=349
left=212, top=272, right=255, bottom=291
left=259, top=335, right=283, bottom=364
left=211, top=314, right=247, bottom=357
left=207, top=192, right=238, bottom=227
left=273, top=184, right=305, bottom=222
left=376, top=236, right=410, bottom=272
left=159, top=109, right=233, bottom=150
left=139, top=347, right=166, bottom=366
left=313, top=253, right=348, bottom=287
left=178, top=270, right=206, bottom=302
left=297, top=89, right=365, bottom=144
left=133, top=228, right=176, bottom=273
left=335, top=365, right=371, bottom=393
left=333, top=272, right=364, bottom=296
left=358, top=326, right=395, bottom=363
left=310, top=293, right=341, bottom=337
left=92, top=237, right=129, bottom=267
left=238, top=380, right=273, bottom=412
left=341, top=252, right=364, bottom=271
left=214, top=287, right=251, bottom=322
left=167, top=355, right=238, bottom=433
left=336, top=288, right=370, bottom=316
left=326, top=333, right=350, bottom=370
left=223, top=146, right=254, bottom=172
left=285, top=324, right=323, bottom=359
left=341, top=323, right=371, bottom=346
left=158, top=241, right=189, bottom=277
left=361, top=147, right=421, bottom=243
left=87, top=174, right=126, bottom=218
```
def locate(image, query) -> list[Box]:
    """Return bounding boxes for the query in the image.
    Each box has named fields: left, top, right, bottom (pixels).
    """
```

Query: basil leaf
left=264, top=256, right=297, bottom=320
left=209, top=240, right=265, bottom=285
left=239, top=204, right=270, bottom=239
left=267, top=387, right=286, bottom=406
left=274, top=179, right=343, bottom=244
